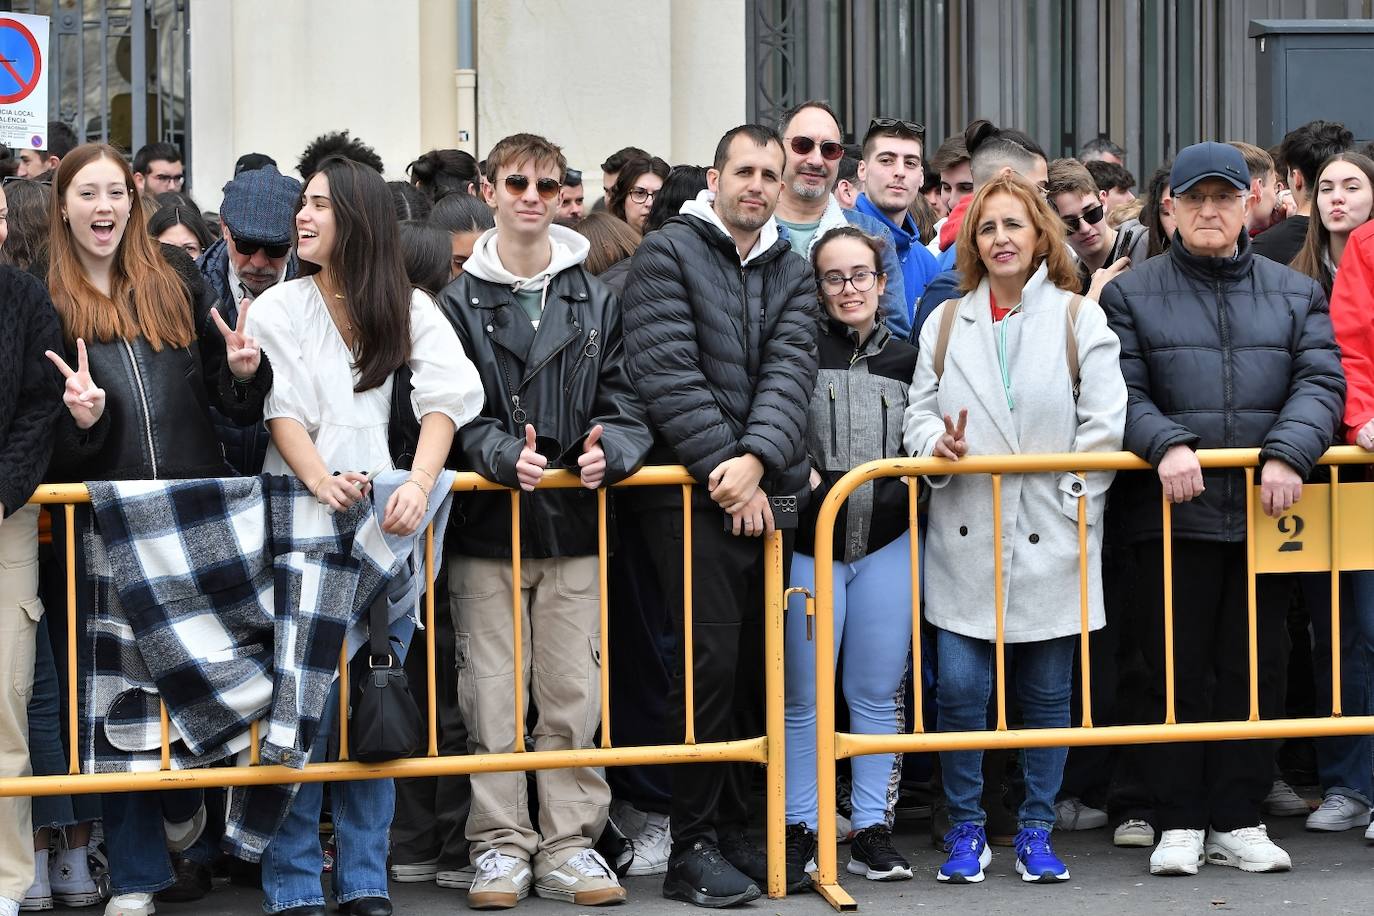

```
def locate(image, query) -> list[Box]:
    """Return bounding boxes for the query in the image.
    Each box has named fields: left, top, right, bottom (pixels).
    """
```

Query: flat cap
left=219, top=165, right=302, bottom=247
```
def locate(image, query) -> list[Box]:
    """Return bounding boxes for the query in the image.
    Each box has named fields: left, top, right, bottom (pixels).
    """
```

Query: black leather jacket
left=50, top=245, right=272, bottom=482
left=436, top=265, right=653, bottom=559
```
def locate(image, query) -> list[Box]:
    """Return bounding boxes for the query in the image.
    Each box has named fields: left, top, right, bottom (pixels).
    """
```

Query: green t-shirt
left=514, top=287, right=543, bottom=327
left=778, top=217, right=822, bottom=258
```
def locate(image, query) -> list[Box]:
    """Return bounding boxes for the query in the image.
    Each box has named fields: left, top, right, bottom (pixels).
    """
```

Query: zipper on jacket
left=122, top=340, right=159, bottom=479
left=881, top=393, right=890, bottom=459
left=828, top=383, right=838, bottom=456
left=1215, top=279, right=1235, bottom=533
left=564, top=328, right=598, bottom=394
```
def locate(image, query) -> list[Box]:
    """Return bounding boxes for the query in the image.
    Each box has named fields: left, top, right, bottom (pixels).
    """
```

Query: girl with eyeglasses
left=782, top=226, right=919, bottom=888
left=903, top=173, right=1126, bottom=886
left=245, top=155, right=482, bottom=916
left=607, top=156, right=670, bottom=235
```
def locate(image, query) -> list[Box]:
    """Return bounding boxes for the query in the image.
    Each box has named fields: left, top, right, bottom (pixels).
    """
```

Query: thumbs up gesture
left=515, top=424, right=548, bottom=492
left=578, top=424, right=607, bottom=490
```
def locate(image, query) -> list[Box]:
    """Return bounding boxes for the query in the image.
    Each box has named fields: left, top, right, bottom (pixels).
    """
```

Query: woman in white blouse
left=247, top=155, right=482, bottom=916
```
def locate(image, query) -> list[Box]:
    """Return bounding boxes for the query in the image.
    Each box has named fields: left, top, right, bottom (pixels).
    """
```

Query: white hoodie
left=462, top=223, right=591, bottom=327
left=679, top=190, right=780, bottom=266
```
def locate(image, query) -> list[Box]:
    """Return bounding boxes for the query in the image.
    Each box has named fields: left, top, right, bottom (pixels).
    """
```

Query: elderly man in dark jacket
left=620, top=123, right=819, bottom=907
left=1100, top=142, right=1345, bottom=879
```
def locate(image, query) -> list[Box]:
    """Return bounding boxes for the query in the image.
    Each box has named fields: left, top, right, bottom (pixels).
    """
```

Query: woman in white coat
left=903, top=172, right=1127, bottom=886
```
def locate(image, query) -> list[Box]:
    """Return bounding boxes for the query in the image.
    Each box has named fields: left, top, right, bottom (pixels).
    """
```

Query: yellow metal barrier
left=0, top=466, right=790, bottom=899
left=809, top=446, right=1374, bottom=912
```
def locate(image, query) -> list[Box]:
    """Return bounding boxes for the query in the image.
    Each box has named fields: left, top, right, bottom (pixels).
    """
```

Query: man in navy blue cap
left=197, top=163, right=303, bottom=475
left=1099, top=140, right=1346, bottom=878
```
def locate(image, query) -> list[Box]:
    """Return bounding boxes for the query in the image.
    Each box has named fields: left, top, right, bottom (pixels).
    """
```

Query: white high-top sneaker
left=20, top=848, right=51, bottom=911
left=50, top=843, right=101, bottom=907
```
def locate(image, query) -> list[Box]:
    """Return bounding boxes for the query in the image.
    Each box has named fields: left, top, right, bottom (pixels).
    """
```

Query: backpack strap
left=1066, top=294, right=1084, bottom=399
left=932, top=297, right=960, bottom=381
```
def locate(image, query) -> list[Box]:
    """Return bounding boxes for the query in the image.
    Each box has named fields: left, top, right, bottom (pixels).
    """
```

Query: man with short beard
left=621, top=123, right=819, bottom=907
left=772, top=100, right=910, bottom=338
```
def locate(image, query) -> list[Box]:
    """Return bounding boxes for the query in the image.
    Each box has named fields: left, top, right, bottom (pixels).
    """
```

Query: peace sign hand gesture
left=934, top=408, right=969, bottom=461
left=211, top=298, right=261, bottom=380
left=45, top=339, right=106, bottom=430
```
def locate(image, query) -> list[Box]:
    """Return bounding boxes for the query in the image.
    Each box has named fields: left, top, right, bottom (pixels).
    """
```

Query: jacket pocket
left=104, top=686, right=165, bottom=752
left=453, top=632, right=478, bottom=745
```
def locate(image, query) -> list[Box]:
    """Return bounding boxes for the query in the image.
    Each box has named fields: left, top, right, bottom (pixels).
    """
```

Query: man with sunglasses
left=773, top=100, right=910, bottom=338
left=436, top=131, right=651, bottom=910
left=1047, top=158, right=1136, bottom=299
left=853, top=117, right=943, bottom=325
left=197, top=163, right=302, bottom=475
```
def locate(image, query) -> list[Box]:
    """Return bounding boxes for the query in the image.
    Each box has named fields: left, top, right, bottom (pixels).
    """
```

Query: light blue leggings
left=785, top=530, right=913, bottom=830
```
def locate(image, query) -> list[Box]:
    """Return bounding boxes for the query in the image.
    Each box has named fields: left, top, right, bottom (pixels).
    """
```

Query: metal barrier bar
left=681, top=484, right=696, bottom=745
left=763, top=530, right=786, bottom=899
left=907, top=477, right=923, bottom=734
left=1245, top=467, right=1260, bottom=722
left=1330, top=466, right=1343, bottom=717
left=1161, top=494, right=1176, bottom=725
left=64, top=503, right=77, bottom=776
left=991, top=474, right=1007, bottom=732
left=510, top=490, right=525, bottom=754
left=425, top=523, right=438, bottom=756
left=1076, top=483, right=1092, bottom=727
left=337, top=645, right=349, bottom=761
left=598, top=489, right=612, bottom=749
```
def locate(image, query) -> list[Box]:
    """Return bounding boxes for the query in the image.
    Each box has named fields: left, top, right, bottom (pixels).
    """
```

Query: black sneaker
left=785, top=823, right=817, bottom=893
left=847, top=825, right=913, bottom=881
left=662, top=841, right=762, bottom=909
left=717, top=829, right=768, bottom=885
left=156, top=856, right=212, bottom=902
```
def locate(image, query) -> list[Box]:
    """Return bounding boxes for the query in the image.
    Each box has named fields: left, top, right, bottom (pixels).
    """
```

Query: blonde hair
left=956, top=172, right=1080, bottom=294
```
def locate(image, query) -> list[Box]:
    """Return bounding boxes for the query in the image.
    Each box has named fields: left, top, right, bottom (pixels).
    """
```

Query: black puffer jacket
left=0, top=267, right=63, bottom=514
left=1100, top=231, right=1345, bottom=543
left=436, top=266, right=653, bottom=559
left=49, top=244, right=272, bottom=482
left=620, top=213, right=819, bottom=505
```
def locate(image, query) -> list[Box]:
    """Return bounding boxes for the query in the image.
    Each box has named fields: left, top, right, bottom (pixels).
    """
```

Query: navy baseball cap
left=219, top=165, right=302, bottom=247
left=1170, top=141, right=1251, bottom=194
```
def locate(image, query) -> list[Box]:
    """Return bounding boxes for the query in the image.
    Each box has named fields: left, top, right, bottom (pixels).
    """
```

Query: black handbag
left=348, top=591, right=423, bottom=763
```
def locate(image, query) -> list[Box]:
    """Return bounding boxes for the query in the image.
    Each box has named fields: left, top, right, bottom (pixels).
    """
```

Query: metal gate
left=0, top=0, right=189, bottom=165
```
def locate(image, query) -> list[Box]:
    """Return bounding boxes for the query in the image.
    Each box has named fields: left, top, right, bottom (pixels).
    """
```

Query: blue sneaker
left=937, top=823, right=992, bottom=884
left=1014, top=827, right=1070, bottom=883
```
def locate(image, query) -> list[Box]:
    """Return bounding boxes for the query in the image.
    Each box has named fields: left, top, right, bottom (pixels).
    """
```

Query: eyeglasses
left=628, top=187, right=657, bottom=204
left=234, top=237, right=292, bottom=259
left=788, top=136, right=846, bottom=161
left=819, top=269, right=882, bottom=294
left=867, top=117, right=925, bottom=138
left=1060, top=203, right=1105, bottom=234
left=152, top=172, right=185, bottom=186
left=2, top=175, right=50, bottom=186
left=503, top=174, right=561, bottom=201
left=1176, top=190, right=1247, bottom=209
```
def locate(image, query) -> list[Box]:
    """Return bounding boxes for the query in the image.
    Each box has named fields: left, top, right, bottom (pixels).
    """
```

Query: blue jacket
left=853, top=193, right=941, bottom=330
left=913, top=267, right=964, bottom=342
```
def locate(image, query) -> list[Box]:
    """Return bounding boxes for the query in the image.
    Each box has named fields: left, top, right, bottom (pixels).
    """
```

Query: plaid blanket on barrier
left=80, top=472, right=455, bottom=860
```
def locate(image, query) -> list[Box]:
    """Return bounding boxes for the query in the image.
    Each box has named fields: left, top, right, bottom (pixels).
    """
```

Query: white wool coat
left=903, top=264, right=1127, bottom=643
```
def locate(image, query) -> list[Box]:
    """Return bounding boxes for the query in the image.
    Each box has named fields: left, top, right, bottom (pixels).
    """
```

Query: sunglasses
left=503, top=174, right=561, bottom=201
left=868, top=117, right=925, bottom=138
left=2, top=175, right=50, bottom=186
left=1061, top=203, right=1105, bottom=234
left=788, top=136, right=846, bottom=161
left=235, top=238, right=292, bottom=258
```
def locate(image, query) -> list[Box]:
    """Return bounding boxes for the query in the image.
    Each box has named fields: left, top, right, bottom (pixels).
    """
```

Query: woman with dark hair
left=398, top=220, right=456, bottom=296
left=246, top=155, right=482, bottom=916
left=608, top=156, right=670, bottom=234
left=1139, top=163, right=1176, bottom=260
left=41, top=142, right=271, bottom=916
left=0, top=177, right=50, bottom=276
left=644, top=164, right=708, bottom=235
left=147, top=204, right=214, bottom=260
left=904, top=173, right=1126, bottom=885
left=1291, top=151, right=1374, bottom=297
left=408, top=148, right=480, bottom=201
left=388, top=180, right=432, bottom=221
left=573, top=211, right=640, bottom=292
left=429, top=191, right=494, bottom=279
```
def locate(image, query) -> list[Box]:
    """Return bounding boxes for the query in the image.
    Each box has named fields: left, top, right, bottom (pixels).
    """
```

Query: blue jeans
left=785, top=531, right=913, bottom=830
left=936, top=628, right=1076, bottom=830
left=260, top=613, right=416, bottom=912
left=102, top=789, right=204, bottom=894
left=28, top=614, right=101, bottom=830
left=1312, top=572, right=1374, bottom=805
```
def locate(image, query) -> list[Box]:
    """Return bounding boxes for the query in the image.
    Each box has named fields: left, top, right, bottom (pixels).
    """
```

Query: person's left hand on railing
left=1357, top=418, right=1374, bottom=452
left=728, top=487, right=774, bottom=537
left=382, top=475, right=429, bottom=536
left=45, top=339, right=106, bottom=429
left=709, top=453, right=765, bottom=513
left=211, top=298, right=262, bottom=380
left=577, top=424, right=606, bottom=489
left=1260, top=457, right=1303, bottom=518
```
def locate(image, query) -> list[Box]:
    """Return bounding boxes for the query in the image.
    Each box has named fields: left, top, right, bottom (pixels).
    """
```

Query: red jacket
left=1330, top=220, right=1374, bottom=443
left=939, top=195, right=972, bottom=251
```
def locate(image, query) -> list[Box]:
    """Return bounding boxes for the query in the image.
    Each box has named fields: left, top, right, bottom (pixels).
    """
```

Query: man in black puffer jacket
left=1100, top=142, right=1345, bottom=878
left=621, top=123, right=819, bottom=908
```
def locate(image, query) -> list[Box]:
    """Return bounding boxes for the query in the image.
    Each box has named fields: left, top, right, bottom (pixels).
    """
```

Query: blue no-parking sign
left=0, top=13, right=48, bottom=149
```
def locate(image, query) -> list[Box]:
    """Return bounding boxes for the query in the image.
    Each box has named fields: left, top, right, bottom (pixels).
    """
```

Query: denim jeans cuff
left=337, top=889, right=390, bottom=904
left=1019, top=819, right=1055, bottom=832
left=112, top=876, right=176, bottom=896
left=1324, top=786, right=1372, bottom=808
left=268, top=894, right=326, bottom=913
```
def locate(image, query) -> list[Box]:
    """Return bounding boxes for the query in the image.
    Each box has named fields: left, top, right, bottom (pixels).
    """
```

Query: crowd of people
left=0, top=102, right=1370, bottom=916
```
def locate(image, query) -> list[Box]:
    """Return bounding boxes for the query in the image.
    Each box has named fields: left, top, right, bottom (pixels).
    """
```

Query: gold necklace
left=317, top=279, right=352, bottom=331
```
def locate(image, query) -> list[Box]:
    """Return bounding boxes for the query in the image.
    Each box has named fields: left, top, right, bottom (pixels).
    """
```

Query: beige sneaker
left=467, top=849, right=532, bottom=910
left=533, top=848, right=626, bottom=906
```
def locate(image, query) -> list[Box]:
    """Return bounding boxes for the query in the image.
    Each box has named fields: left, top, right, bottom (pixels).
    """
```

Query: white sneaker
left=389, top=856, right=441, bottom=882
left=1, top=896, right=22, bottom=916
left=1262, top=780, right=1311, bottom=817
left=1366, top=819, right=1374, bottom=844
left=1305, top=794, right=1371, bottom=832
left=609, top=799, right=650, bottom=839
left=1205, top=824, right=1292, bottom=873
left=467, top=849, right=532, bottom=909
left=21, top=848, right=52, bottom=911
left=533, top=848, right=626, bottom=906
left=1055, top=797, right=1108, bottom=831
left=625, top=810, right=670, bottom=876
left=162, top=803, right=206, bottom=855
left=1114, top=818, right=1156, bottom=848
left=49, top=843, right=101, bottom=907
left=103, top=893, right=155, bottom=916
left=1149, top=828, right=1205, bottom=876
left=435, top=863, right=477, bottom=889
